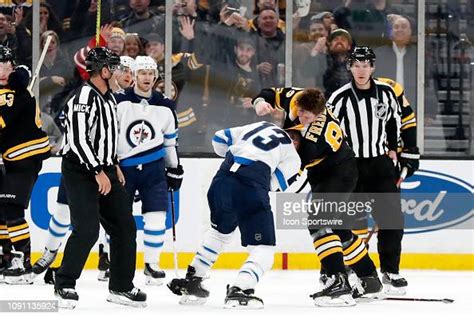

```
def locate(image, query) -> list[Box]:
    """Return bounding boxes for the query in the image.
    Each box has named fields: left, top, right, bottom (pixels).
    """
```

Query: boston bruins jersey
left=291, top=108, right=354, bottom=175
left=253, top=87, right=304, bottom=128
left=377, top=77, right=417, bottom=151
left=0, top=88, right=50, bottom=162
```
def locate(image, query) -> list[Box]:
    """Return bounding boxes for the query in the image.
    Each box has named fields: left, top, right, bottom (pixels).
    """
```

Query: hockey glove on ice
left=8, top=65, right=31, bottom=91
left=166, top=165, right=184, bottom=191
left=399, top=147, right=420, bottom=178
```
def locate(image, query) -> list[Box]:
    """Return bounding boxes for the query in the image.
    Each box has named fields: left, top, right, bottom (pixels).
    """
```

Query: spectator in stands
left=0, top=10, right=31, bottom=66
left=294, top=15, right=329, bottom=86
left=24, top=2, right=64, bottom=38
left=124, top=33, right=145, bottom=58
left=333, top=0, right=399, bottom=46
left=252, top=7, right=285, bottom=88
left=303, top=28, right=353, bottom=97
left=312, top=11, right=336, bottom=34
left=120, top=0, right=161, bottom=34
left=374, top=15, right=416, bottom=100
left=39, top=30, right=70, bottom=113
left=108, top=27, right=126, bottom=55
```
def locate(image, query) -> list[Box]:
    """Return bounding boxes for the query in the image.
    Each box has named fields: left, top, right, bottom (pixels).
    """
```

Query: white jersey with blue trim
left=115, top=88, right=178, bottom=168
left=212, top=121, right=301, bottom=191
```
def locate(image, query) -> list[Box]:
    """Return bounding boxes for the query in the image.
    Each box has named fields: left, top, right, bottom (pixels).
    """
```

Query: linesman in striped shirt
left=0, top=46, right=50, bottom=284
left=327, top=46, right=416, bottom=295
left=54, top=47, right=146, bottom=309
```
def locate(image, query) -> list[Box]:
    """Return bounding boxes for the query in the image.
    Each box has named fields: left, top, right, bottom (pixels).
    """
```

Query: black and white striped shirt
left=61, top=81, right=119, bottom=174
left=327, top=79, right=401, bottom=158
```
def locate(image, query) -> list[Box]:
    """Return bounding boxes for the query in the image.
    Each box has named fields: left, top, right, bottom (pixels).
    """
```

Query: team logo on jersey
left=373, top=99, right=388, bottom=120
left=126, top=119, right=155, bottom=147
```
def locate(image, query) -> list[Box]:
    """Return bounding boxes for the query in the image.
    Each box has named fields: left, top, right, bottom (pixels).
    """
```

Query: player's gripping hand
left=8, top=65, right=31, bottom=91
left=399, top=147, right=420, bottom=178
left=166, top=165, right=184, bottom=191
left=253, top=98, right=274, bottom=116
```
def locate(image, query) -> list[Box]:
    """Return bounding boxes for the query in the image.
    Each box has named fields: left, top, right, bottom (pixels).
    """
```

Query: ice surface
left=0, top=270, right=472, bottom=317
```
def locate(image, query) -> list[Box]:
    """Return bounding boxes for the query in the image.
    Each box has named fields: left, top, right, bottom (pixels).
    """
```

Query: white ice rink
left=0, top=270, right=472, bottom=317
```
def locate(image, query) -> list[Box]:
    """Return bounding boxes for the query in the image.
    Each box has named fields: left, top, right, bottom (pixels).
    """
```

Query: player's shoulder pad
left=376, top=77, right=404, bottom=97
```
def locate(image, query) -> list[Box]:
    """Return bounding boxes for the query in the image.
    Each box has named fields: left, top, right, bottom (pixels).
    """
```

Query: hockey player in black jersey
left=0, top=46, right=51, bottom=284
left=287, top=88, right=382, bottom=306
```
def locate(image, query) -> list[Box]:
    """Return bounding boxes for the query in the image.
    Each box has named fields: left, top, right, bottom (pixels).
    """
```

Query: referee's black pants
left=355, top=155, right=403, bottom=274
left=55, top=159, right=137, bottom=292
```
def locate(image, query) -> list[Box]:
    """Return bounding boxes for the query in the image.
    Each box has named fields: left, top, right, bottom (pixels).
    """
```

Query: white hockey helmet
left=133, top=56, right=158, bottom=78
left=120, top=55, right=136, bottom=70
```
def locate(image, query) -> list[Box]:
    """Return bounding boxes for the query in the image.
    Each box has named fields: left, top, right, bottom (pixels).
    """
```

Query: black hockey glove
left=7, top=65, right=31, bottom=91
left=166, top=165, right=184, bottom=191
left=399, top=147, right=420, bottom=178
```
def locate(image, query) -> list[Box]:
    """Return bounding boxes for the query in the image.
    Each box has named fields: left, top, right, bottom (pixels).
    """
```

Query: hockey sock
left=234, top=245, right=274, bottom=290
left=313, top=232, right=345, bottom=276
left=191, top=228, right=233, bottom=278
left=7, top=218, right=31, bottom=263
left=143, top=211, right=167, bottom=265
left=343, top=235, right=375, bottom=277
left=45, top=203, right=70, bottom=251
left=352, top=228, right=369, bottom=240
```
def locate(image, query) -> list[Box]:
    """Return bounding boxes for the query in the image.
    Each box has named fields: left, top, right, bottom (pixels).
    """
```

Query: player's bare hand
left=95, top=171, right=111, bottom=195
left=116, top=165, right=126, bottom=186
left=257, top=62, right=273, bottom=75
left=255, top=101, right=274, bottom=116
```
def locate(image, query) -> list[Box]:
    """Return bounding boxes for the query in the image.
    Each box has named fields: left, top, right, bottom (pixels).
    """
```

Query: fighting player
left=168, top=121, right=300, bottom=309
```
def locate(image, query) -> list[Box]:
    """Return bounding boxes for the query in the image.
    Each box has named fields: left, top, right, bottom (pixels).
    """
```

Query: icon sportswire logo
left=401, top=170, right=473, bottom=233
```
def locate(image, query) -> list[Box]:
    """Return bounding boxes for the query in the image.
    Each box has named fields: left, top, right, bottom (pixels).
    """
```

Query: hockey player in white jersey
left=115, top=55, right=182, bottom=285
left=168, top=121, right=300, bottom=308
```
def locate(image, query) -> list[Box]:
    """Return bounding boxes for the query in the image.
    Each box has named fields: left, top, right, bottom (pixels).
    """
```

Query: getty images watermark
left=276, top=193, right=407, bottom=230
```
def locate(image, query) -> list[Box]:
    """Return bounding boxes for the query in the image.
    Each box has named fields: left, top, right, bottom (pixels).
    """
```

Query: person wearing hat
left=302, top=28, right=353, bottom=98
left=108, top=27, right=126, bottom=56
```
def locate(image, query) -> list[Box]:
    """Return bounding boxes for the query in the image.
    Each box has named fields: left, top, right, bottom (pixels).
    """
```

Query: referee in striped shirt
left=327, top=47, right=413, bottom=294
left=54, top=47, right=146, bottom=308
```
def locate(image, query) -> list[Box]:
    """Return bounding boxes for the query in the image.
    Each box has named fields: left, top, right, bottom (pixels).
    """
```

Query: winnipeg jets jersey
left=115, top=88, right=178, bottom=168
left=212, top=121, right=301, bottom=191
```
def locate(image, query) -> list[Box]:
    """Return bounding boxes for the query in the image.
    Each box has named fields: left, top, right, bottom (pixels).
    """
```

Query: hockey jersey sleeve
left=253, top=87, right=303, bottom=124
left=212, top=125, right=247, bottom=157
left=385, top=87, right=402, bottom=152
left=271, top=143, right=301, bottom=192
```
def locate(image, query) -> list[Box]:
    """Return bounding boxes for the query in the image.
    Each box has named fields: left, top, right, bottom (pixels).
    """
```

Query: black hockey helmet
left=85, top=47, right=121, bottom=73
left=0, top=45, right=15, bottom=65
left=347, top=46, right=376, bottom=68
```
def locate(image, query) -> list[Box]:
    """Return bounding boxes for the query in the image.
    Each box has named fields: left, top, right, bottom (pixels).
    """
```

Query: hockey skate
left=167, top=265, right=209, bottom=305
left=351, top=271, right=384, bottom=301
left=310, top=272, right=356, bottom=307
left=3, top=251, right=33, bottom=285
left=107, top=287, right=147, bottom=308
left=32, top=248, right=58, bottom=275
left=382, top=272, right=408, bottom=295
left=54, top=288, right=79, bottom=309
left=97, top=244, right=110, bottom=282
left=144, top=263, right=165, bottom=285
left=224, top=285, right=264, bottom=309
